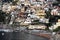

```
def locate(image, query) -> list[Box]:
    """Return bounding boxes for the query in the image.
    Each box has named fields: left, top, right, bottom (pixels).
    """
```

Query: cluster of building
left=0, top=0, right=60, bottom=30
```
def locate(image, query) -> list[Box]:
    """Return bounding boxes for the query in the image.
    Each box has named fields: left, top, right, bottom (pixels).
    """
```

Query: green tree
left=53, top=26, right=60, bottom=32
left=0, top=10, right=6, bottom=23
left=12, top=0, right=19, bottom=5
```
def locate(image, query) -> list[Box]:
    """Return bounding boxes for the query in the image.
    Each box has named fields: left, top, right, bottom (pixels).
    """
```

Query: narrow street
left=0, top=31, right=49, bottom=40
